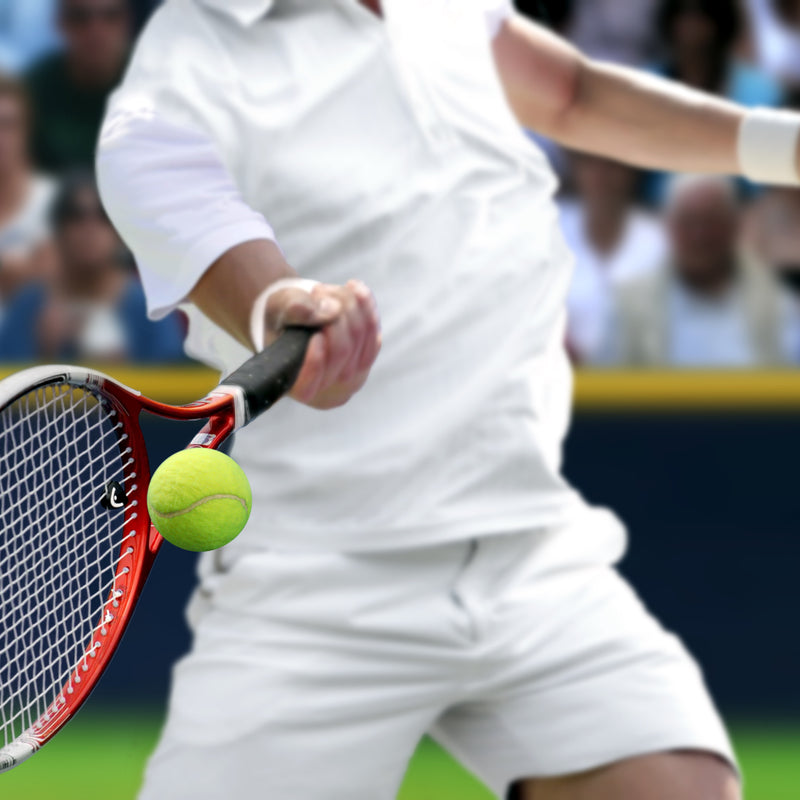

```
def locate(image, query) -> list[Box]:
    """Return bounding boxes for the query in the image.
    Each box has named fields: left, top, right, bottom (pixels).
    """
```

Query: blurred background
left=1, top=0, right=799, bottom=798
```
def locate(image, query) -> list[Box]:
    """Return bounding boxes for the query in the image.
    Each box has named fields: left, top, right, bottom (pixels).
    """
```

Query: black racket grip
left=223, top=326, right=316, bottom=422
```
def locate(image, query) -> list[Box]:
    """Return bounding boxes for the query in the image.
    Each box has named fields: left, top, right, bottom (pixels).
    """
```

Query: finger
left=344, top=368, right=371, bottom=398
left=346, top=280, right=381, bottom=374
left=356, top=298, right=382, bottom=373
left=319, top=312, right=354, bottom=388
left=291, top=332, right=327, bottom=403
left=322, top=284, right=365, bottom=382
left=340, top=283, right=372, bottom=382
left=348, top=279, right=374, bottom=307
left=359, top=328, right=382, bottom=374
left=310, top=284, right=346, bottom=325
left=267, top=287, right=342, bottom=331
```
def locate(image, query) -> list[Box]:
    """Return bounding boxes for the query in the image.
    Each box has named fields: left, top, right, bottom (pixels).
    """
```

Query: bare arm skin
left=492, top=14, right=800, bottom=179
left=190, top=239, right=381, bottom=410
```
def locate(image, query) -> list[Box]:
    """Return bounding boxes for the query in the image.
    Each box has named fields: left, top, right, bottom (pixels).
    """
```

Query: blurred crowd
left=524, top=0, right=800, bottom=368
left=0, top=0, right=798, bottom=368
left=0, top=0, right=182, bottom=364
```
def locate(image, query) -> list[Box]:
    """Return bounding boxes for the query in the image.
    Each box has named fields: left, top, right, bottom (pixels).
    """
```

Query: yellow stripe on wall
left=2, top=365, right=800, bottom=411
left=574, top=370, right=800, bottom=411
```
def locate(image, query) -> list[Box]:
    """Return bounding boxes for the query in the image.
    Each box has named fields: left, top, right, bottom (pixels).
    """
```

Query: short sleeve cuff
left=485, top=0, right=514, bottom=37
left=147, top=218, right=277, bottom=319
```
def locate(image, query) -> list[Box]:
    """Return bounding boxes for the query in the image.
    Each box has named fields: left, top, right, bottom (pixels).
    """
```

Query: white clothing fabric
left=139, top=509, right=735, bottom=800
left=0, top=174, right=55, bottom=323
left=100, top=10, right=737, bottom=793
left=667, top=279, right=798, bottom=367
left=194, top=0, right=514, bottom=35
left=98, top=0, right=587, bottom=552
left=75, top=303, right=129, bottom=360
left=99, top=113, right=277, bottom=330
left=0, top=175, right=55, bottom=258
left=668, top=282, right=762, bottom=367
left=560, top=200, right=666, bottom=364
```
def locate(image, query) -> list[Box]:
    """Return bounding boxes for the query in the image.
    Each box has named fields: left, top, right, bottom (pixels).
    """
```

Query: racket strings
left=0, top=383, right=134, bottom=748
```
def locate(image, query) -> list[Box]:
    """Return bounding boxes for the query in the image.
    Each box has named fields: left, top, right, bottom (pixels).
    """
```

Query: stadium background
left=1, top=1, right=800, bottom=798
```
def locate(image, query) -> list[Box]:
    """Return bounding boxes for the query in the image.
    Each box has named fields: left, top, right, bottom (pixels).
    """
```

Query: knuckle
left=286, top=299, right=312, bottom=320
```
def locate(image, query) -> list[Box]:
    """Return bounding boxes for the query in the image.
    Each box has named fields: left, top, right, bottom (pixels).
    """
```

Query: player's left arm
left=492, top=13, right=800, bottom=184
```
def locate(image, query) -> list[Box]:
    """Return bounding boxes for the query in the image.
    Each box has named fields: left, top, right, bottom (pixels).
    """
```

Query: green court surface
left=1, top=713, right=797, bottom=799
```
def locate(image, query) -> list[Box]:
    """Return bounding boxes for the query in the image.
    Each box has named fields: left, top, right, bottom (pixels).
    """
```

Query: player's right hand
left=264, top=280, right=381, bottom=410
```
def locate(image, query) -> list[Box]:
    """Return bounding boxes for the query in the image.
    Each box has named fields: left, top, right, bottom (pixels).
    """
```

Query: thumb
left=267, top=287, right=342, bottom=331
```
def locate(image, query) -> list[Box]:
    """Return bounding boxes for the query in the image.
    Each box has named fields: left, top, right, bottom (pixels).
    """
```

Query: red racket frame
left=2, top=374, right=239, bottom=768
left=1, top=326, right=312, bottom=772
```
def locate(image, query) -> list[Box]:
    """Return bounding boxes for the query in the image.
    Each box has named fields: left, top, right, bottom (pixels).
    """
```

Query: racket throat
left=188, top=395, right=243, bottom=450
left=208, top=384, right=248, bottom=432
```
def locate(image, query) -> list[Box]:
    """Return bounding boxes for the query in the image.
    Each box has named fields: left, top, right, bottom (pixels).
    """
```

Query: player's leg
left=514, top=751, right=739, bottom=799
left=428, top=509, right=738, bottom=800
left=138, top=616, right=433, bottom=799
left=138, top=543, right=473, bottom=800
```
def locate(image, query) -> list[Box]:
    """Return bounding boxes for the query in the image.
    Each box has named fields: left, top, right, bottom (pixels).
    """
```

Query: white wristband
left=737, top=108, right=800, bottom=186
left=249, top=278, right=320, bottom=352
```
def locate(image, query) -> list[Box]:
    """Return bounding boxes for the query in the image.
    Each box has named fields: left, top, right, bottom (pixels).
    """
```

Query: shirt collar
left=194, top=0, right=275, bottom=27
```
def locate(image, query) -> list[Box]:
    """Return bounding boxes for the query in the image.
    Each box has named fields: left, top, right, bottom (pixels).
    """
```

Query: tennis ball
left=147, top=448, right=252, bottom=552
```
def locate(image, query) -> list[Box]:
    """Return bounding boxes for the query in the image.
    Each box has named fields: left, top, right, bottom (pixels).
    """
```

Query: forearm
left=494, top=14, right=800, bottom=181
left=189, top=239, right=297, bottom=350
left=550, top=61, right=749, bottom=175
left=98, top=101, right=380, bottom=410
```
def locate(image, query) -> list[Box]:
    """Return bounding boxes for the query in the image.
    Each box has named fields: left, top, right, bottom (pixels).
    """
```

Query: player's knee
left=713, top=768, right=742, bottom=800
left=682, top=752, right=740, bottom=800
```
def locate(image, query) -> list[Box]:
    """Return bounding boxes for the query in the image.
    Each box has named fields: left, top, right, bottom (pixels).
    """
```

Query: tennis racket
left=0, top=327, right=314, bottom=772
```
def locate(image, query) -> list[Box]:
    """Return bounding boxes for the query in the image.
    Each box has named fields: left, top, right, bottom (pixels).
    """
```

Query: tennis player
left=97, top=2, right=799, bottom=798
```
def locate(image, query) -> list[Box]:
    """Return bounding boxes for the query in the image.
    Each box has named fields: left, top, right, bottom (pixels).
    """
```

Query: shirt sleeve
left=483, top=0, right=514, bottom=37
left=96, top=108, right=276, bottom=320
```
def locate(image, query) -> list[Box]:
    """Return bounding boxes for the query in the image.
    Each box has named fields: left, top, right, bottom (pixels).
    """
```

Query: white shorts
left=139, top=508, right=735, bottom=800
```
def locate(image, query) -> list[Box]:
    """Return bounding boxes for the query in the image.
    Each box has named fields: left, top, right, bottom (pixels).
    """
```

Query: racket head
left=0, top=367, right=155, bottom=771
left=0, top=367, right=235, bottom=772
left=0, top=328, right=313, bottom=771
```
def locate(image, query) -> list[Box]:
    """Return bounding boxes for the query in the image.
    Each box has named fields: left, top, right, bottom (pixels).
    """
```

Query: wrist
left=737, top=107, right=800, bottom=186
left=249, top=277, right=320, bottom=352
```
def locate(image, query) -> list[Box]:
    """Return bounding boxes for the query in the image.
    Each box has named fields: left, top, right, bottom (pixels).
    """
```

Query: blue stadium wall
left=71, top=370, right=800, bottom=718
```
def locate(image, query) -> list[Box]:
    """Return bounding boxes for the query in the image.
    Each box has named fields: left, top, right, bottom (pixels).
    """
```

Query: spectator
left=610, top=175, right=792, bottom=367
left=26, top=0, right=133, bottom=171
left=645, top=0, right=784, bottom=204
left=515, top=1, right=572, bottom=30
left=0, top=171, right=185, bottom=362
left=565, top=0, right=661, bottom=66
left=747, top=0, right=800, bottom=94
left=0, top=73, right=56, bottom=318
left=775, top=0, right=800, bottom=25
left=656, top=0, right=782, bottom=106
left=0, top=1, right=59, bottom=73
left=747, top=187, right=800, bottom=294
left=561, top=153, right=667, bottom=364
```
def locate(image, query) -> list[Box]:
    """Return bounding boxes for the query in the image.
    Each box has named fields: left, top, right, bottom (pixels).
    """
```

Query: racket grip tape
left=223, top=326, right=316, bottom=421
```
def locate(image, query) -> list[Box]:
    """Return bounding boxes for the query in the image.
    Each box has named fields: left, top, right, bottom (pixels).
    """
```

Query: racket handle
left=221, top=326, right=316, bottom=423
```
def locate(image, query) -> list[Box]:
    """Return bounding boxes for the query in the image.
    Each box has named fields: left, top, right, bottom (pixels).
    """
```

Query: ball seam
left=151, top=494, right=248, bottom=519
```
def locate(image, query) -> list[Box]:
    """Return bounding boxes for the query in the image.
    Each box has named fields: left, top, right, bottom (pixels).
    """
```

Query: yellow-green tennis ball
left=147, top=449, right=252, bottom=552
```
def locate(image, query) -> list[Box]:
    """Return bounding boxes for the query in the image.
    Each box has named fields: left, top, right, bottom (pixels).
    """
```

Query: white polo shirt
left=98, top=0, right=585, bottom=552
